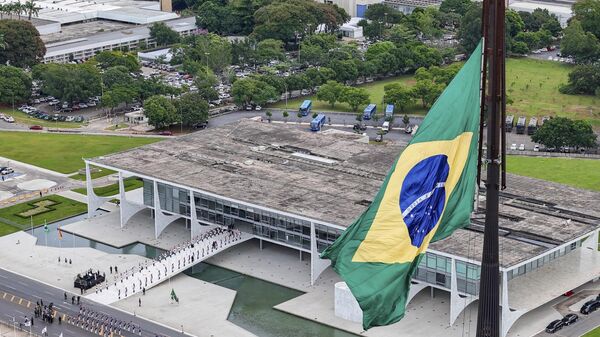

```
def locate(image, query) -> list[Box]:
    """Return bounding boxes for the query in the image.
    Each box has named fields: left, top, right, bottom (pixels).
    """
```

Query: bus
left=310, top=114, right=326, bottom=131
left=385, top=104, right=394, bottom=120
left=516, top=116, right=527, bottom=134
left=299, top=100, right=312, bottom=116
left=527, top=117, right=538, bottom=135
left=363, top=104, right=376, bottom=120
left=505, top=115, right=514, bottom=132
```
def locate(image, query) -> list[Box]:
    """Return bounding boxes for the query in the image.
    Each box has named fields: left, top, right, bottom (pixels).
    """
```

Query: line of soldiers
left=64, top=306, right=142, bottom=336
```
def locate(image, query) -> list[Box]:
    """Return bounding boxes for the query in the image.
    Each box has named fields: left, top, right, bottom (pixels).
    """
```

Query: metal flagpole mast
left=476, top=0, right=505, bottom=333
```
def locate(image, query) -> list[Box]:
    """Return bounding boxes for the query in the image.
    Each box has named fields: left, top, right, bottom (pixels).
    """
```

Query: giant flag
left=321, top=41, right=483, bottom=330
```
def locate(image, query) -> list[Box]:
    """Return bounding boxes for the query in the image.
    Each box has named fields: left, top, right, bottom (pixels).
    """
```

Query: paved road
left=0, top=268, right=185, bottom=337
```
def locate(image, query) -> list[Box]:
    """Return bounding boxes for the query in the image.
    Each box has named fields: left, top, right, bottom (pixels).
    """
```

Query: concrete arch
left=153, top=180, right=184, bottom=239
left=450, top=258, right=478, bottom=326
left=119, top=171, right=146, bottom=227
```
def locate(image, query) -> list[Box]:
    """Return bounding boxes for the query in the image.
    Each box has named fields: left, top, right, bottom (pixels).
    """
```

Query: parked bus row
left=505, top=115, right=549, bottom=135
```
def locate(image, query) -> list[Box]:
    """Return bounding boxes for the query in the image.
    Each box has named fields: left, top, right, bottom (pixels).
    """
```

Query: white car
left=255, top=105, right=262, bottom=111
left=533, top=145, right=540, bottom=152
left=78, top=103, right=88, bottom=108
left=510, top=144, right=517, bottom=150
left=518, top=144, right=525, bottom=151
left=65, top=116, right=75, bottom=122
left=6, top=116, right=14, bottom=123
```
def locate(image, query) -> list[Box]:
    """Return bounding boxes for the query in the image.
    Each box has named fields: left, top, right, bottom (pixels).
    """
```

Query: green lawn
left=72, top=177, right=144, bottom=197
left=506, top=58, right=600, bottom=125
left=0, top=108, right=85, bottom=129
left=105, top=123, right=129, bottom=131
left=506, top=155, right=600, bottom=191
left=0, top=195, right=87, bottom=232
left=270, top=75, right=427, bottom=115
left=270, top=58, right=600, bottom=126
left=69, top=169, right=116, bottom=181
left=0, top=132, right=161, bottom=174
left=582, top=326, right=600, bottom=337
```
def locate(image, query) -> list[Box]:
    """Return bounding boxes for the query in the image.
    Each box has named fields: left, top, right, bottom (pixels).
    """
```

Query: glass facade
left=142, top=179, right=585, bottom=296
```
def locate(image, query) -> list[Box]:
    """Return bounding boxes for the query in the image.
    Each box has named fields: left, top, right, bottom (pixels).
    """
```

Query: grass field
left=270, top=58, right=600, bottom=125
left=0, top=195, right=87, bottom=234
left=0, top=132, right=160, bottom=174
left=582, top=327, right=600, bottom=337
left=506, top=155, right=600, bottom=191
left=72, top=177, right=143, bottom=197
left=0, top=108, right=85, bottom=129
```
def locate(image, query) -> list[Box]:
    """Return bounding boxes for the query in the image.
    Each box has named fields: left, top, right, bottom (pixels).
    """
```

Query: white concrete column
left=118, top=172, right=145, bottom=228
left=583, top=229, right=599, bottom=250
left=153, top=180, right=183, bottom=239
left=449, top=258, right=477, bottom=326
left=407, top=281, right=428, bottom=305
left=189, top=190, right=200, bottom=239
left=310, top=222, right=330, bottom=286
left=85, top=162, right=112, bottom=218
left=501, top=270, right=525, bottom=337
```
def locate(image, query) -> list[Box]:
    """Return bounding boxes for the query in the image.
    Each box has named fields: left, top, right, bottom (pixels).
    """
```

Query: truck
left=516, top=116, right=527, bottom=134
left=362, top=104, right=376, bottom=120
left=384, top=104, right=394, bottom=120
left=505, top=115, right=514, bottom=132
left=527, top=117, right=538, bottom=135
left=299, top=100, right=312, bottom=116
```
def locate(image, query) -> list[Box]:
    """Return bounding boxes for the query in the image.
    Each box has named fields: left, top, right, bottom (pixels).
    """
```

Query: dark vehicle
left=62, top=108, right=73, bottom=113
left=516, top=116, right=526, bottom=134
left=505, top=115, right=514, bottom=132
left=353, top=123, right=367, bottom=132
left=74, top=269, right=105, bottom=290
left=561, top=313, right=578, bottom=326
left=545, top=319, right=563, bottom=333
left=527, top=117, right=538, bottom=135
left=59, top=116, right=67, bottom=122
left=29, top=125, right=43, bottom=130
left=193, top=121, right=208, bottom=129
left=580, top=299, right=600, bottom=315
left=159, top=130, right=173, bottom=136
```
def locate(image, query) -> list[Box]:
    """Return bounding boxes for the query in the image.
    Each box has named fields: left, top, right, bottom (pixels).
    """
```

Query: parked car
left=255, top=105, right=262, bottom=111
left=0, top=167, right=14, bottom=175
left=374, top=134, right=383, bottom=142
left=533, top=145, right=540, bottom=152
left=193, top=121, right=208, bottom=129
left=29, top=125, right=43, bottom=130
left=561, top=313, right=578, bottom=326
left=510, top=143, right=517, bottom=150
left=353, top=123, right=367, bottom=132
left=545, top=319, right=563, bottom=333
left=518, top=144, right=525, bottom=151
left=580, top=300, right=600, bottom=315
left=158, top=130, right=173, bottom=136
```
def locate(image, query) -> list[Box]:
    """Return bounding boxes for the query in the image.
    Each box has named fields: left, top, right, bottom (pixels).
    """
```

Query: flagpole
left=44, top=220, right=48, bottom=247
left=475, top=0, right=505, bottom=333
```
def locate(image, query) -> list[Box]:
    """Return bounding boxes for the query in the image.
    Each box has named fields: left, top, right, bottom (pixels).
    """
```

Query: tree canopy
left=149, top=22, right=180, bottom=46
left=175, top=92, right=209, bottom=126
left=532, top=117, right=597, bottom=149
left=0, top=65, right=31, bottom=104
left=144, top=95, right=178, bottom=128
left=0, top=19, right=45, bottom=67
left=33, top=63, right=101, bottom=103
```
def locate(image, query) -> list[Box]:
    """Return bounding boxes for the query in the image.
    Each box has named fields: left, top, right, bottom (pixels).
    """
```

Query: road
left=0, top=268, right=185, bottom=337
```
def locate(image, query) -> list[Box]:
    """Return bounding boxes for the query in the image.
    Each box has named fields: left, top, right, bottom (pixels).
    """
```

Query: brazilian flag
left=321, top=41, right=483, bottom=330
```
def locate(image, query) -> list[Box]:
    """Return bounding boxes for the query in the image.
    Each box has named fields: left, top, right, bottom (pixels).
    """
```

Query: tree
left=364, top=3, right=403, bottom=24
left=0, top=65, right=32, bottom=104
left=316, top=80, right=344, bottom=107
left=572, top=0, right=600, bottom=40
left=514, top=31, right=540, bottom=51
left=195, top=1, right=233, bottom=35
left=0, top=32, right=5, bottom=49
left=101, top=85, right=137, bottom=113
left=458, top=3, right=482, bottom=53
left=0, top=19, right=45, bottom=67
left=175, top=92, right=209, bottom=127
left=412, top=80, right=444, bottom=108
left=231, top=78, right=278, bottom=106
left=560, top=20, right=600, bottom=64
left=440, top=0, right=471, bottom=16
left=328, top=59, right=358, bottom=83
left=383, top=83, right=414, bottom=112
left=144, top=95, right=178, bottom=129
left=194, top=66, right=219, bottom=101
left=282, top=110, right=289, bottom=122
left=340, top=86, right=370, bottom=112
left=102, top=66, right=133, bottom=90
left=185, top=33, right=232, bottom=72
left=532, top=117, right=597, bottom=149
left=33, top=63, right=101, bottom=103
left=559, top=64, right=600, bottom=95
left=149, top=22, right=180, bottom=46
left=256, top=39, right=284, bottom=64
left=23, top=0, right=40, bottom=20
left=403, top=114, right=410, bottom=126
left=93, top=51, right=140, bottom=72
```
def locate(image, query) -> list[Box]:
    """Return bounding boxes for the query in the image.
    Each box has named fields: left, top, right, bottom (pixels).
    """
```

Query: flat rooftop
left=90, top=119, right=600, bottom=267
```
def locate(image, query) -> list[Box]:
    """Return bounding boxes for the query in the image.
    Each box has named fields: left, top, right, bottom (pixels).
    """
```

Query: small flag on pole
left=58, top=227, right=63, bottom=240
left=43, top=223, right=49, bottom=233
left=170, top=288, right=179, bottom=303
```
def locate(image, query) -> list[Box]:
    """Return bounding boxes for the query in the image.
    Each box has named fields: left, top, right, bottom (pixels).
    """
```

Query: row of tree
left=0, top=1, right=40, bottom=21
left=143, top=93, right=208, bottom=129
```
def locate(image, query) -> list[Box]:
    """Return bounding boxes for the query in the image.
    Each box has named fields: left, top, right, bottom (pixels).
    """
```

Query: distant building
left=340, top=17, right=364, bottom=39
left=383, top=0, right=441, bottom=14
left=508, top=0, right=572, bottom=27
left=43, top=17, right=198, bottom=63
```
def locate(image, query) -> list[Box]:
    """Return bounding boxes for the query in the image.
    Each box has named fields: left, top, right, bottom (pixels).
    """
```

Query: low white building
left=340, top=17, right=364, bottom=39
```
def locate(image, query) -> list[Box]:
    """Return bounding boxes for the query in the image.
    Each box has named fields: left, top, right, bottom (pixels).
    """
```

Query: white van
left=381, top=121, right=390, bottom=133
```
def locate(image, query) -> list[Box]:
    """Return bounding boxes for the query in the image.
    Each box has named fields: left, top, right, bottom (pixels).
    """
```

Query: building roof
left=90, top=119, right=600, bottom=267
